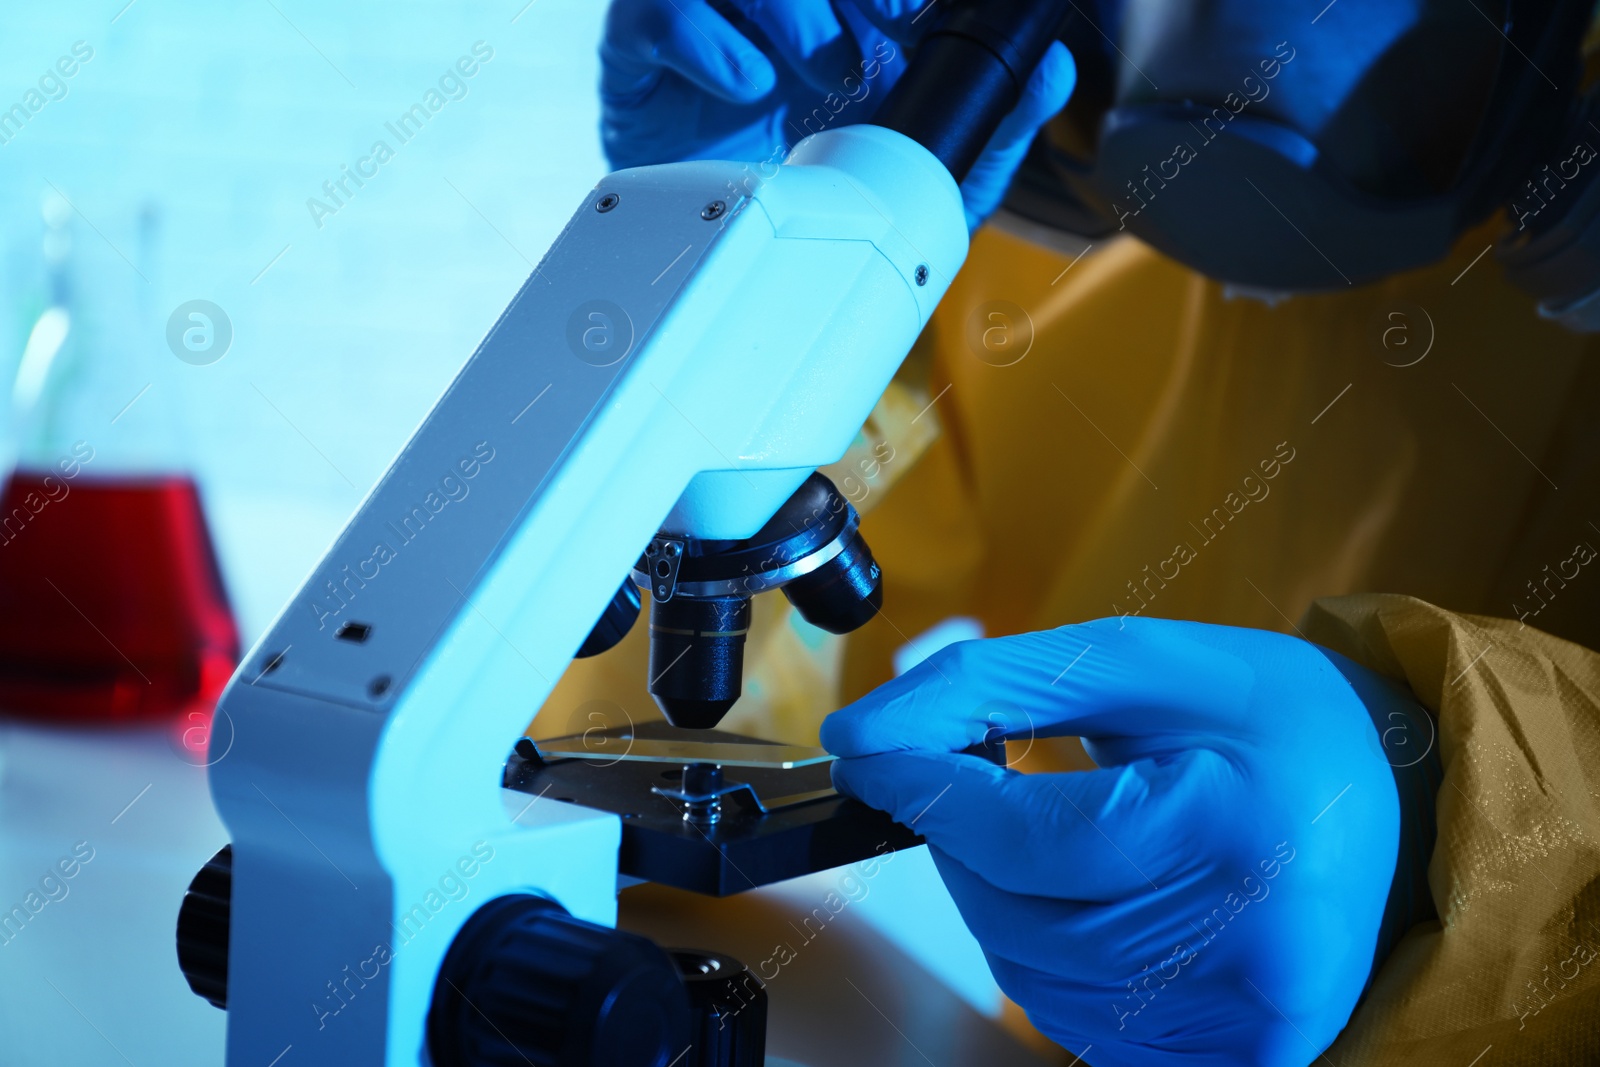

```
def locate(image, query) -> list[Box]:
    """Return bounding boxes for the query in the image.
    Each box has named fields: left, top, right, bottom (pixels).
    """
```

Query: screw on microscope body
left=914, top=264, right=929, bottom=286
left=665, top=542, right=680, bottom=557
left=596, top=193, right=620, bottom=213
left=701, top=200, right=727, bottom=221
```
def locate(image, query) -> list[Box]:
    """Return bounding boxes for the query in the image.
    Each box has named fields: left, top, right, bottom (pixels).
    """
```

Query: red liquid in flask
left=0, top=472, right=240, bottom=722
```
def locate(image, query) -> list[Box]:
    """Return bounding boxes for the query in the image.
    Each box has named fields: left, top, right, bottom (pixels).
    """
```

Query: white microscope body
left=207, top=124, right=968, bottom=1066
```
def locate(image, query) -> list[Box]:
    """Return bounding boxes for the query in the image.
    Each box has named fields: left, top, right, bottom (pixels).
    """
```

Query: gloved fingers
left=926, top=847, right=1126, bottom=983
left=831, top=747, right=1232, bottom=902
left=960, top=40, right=1076, bottom=228
left=601, top=0, right=777, bottom=105
left=726, top=0, right=868, bottom=94
left=840, top=0, right=929, bottom=40
left=932, top=858, right=1309, bottom=1057
left=821, top=617, right=1256, bottom=761
left=974, top=955, right=1101, bottom=1060
left=929, top=847, right=1248, bottom=996
left=832, top=2, right=906, bottom=94
left=933, top=896, right=1127, bottom=1055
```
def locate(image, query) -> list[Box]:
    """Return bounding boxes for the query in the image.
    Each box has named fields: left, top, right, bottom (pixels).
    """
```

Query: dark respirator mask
left=1004, top=0, right=1600, bottom=328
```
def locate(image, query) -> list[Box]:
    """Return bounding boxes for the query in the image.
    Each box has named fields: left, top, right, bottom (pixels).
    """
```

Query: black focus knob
left=429, top=894, right=692, bottom=1067
left=672, top=951, right=768, bottom=1067
left=176, top=844, right=233, bottom=1010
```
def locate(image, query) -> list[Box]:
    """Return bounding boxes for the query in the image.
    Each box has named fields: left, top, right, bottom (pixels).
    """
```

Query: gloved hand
left=599, top=0, right=1075, bottom=228
left=821, top=616, right=1440, bottom=1067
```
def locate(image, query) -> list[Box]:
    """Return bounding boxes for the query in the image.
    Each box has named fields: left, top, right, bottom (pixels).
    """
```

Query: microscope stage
left=505, top=725, right=921, bottom=896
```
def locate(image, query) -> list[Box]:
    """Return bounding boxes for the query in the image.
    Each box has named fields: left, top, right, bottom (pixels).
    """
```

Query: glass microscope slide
left=533, top=736, right=836, bottom=769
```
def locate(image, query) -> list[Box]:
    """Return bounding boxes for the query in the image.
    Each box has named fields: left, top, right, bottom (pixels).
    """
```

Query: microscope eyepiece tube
left=868, top=0, right=1072, bottom=183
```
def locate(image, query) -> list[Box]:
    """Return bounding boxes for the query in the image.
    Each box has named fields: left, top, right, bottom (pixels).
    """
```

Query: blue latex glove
left=821, top=617, right=1440, bottom=1067
left=599, top=0, right=1075, bottom=228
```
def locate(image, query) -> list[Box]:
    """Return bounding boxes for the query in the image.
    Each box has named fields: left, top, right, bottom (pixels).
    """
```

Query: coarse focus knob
left=672, top=950, right=768, bottom=1067
left=429, top=894, right=692, bottom=1067
left=176, top=844, right=233, bottom=1010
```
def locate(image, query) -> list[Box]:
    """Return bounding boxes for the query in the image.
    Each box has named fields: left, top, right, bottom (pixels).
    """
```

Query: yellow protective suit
left=535, top=223, right=1600, bottom=1062
left=838, top=221, right=1600, bottom=692
left=1304, top=594, right=1600, bottom=1065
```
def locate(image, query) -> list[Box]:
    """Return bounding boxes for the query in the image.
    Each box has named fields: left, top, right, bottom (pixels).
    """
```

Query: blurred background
left=0, top=3, right=610, bottom=1063
left=0, top=0, right=607, bottom=637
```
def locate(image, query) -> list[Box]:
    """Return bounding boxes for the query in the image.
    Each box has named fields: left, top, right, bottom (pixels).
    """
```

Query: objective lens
left=648, top=595, right=751, bottom=729
left=782, top=529, right=882, bottom=634
left=576, top=579, right=642, bottom=659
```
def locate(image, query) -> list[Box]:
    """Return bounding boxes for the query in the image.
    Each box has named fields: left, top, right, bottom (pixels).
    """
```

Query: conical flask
left=0, top=189, right=239, bottom=723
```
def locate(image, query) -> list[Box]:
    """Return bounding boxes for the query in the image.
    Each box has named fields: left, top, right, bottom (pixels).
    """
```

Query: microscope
left=175, top=3, right=1068, bottom=1064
